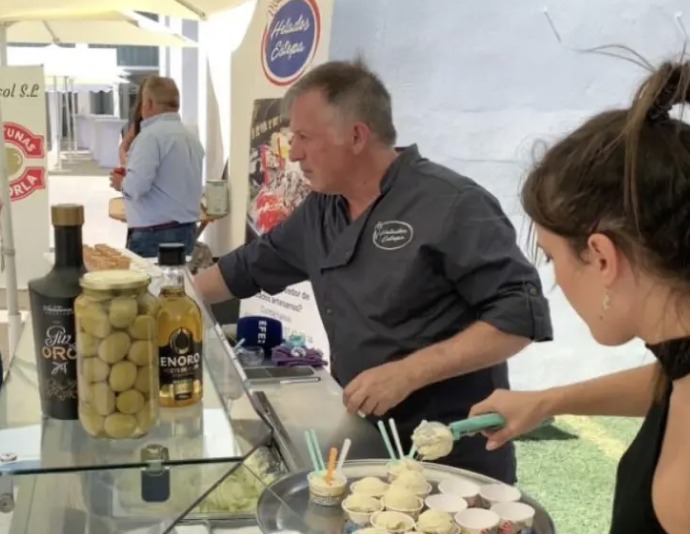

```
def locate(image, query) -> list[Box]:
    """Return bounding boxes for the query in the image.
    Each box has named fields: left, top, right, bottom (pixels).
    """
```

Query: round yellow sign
left=4, top=146, right=23, bottom=178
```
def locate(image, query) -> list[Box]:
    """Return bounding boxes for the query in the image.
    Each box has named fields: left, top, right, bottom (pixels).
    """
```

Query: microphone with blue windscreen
left=236, top=316, right=283, bottom=352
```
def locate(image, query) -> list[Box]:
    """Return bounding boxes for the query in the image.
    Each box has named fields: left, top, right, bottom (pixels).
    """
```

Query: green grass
left=514, top=416, right=642, bottom=534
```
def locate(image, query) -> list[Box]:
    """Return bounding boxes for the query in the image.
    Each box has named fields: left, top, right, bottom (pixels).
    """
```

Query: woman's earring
left=600, top=290, right=611, bottom=318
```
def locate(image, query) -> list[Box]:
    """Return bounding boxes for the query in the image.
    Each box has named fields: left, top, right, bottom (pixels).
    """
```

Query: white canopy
left=45, top=75, right=129, bottom=92
left=0, top=0, right=252, bottom=21
left=6, top=44, right=121, bottom=76
left=0, top=10, right=197, bottom=47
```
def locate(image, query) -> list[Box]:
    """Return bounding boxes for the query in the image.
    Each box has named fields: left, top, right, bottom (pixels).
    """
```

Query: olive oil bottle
left=28, top=204, right=86, bottom=419
left=156, top=243, right=203, bottom=407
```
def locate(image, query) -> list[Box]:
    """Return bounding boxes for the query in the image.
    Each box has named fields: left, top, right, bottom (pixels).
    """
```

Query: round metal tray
left=256, top=459, right=556, bottom=533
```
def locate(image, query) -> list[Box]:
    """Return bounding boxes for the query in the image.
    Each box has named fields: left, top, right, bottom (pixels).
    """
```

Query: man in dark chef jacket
left=194, top=59, right=552, bottom=483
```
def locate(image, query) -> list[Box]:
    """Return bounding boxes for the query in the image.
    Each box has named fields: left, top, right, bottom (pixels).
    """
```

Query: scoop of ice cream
left=387, top=458, right=423, bottom=478
left=383, top=487, right=420, bottom=510
left=416, top=509, right=454, bottom=534
left=309, top=470, right=346, bottom=489
left=411, top=421, right=454, bottom=461
left=344, top=493, right=381, bottom=513
left=373, top=511, right=414, bottom=531
left=355, top=529, right=389, bottom=534
left=353, top=476, right=390, bottom=495
left=390, top=471, right=429, bottom=494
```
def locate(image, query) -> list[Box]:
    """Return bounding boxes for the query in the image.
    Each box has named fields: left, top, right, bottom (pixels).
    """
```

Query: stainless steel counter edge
left=239, top=369, right=389, bottom=470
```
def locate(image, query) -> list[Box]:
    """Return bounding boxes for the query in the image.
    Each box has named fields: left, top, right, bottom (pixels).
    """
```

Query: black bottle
left=28, top=204, right=86, bottom=419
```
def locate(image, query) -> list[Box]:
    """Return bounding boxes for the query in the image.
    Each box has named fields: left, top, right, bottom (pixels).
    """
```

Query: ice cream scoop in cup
left=382, top=487, right=424, bottom=519
left=386, top=457, right=423, bottom=481
left=390, top=470, right=432, bottom=498
left=307, top=470, right=348, bottom=507
left=351, top=476, right=390, bottom=498
left=353, top=529, right=389, bottom=534
left=342, top=494, right=384, bottom=525
left=416, top=509, right=457, bottom=534
left=370, top=510, right=416, bottom=534
left=411, top=421, right=454, bottom=461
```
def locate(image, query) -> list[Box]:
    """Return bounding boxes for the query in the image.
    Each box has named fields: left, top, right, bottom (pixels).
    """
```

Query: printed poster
left=0, top=66, right=50, bottom=288
left=246, top=97, right=310, bottom=238
left=235, top=0, right=333, bottom=359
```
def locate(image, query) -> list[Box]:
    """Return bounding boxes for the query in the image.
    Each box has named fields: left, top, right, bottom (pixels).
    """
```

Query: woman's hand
left=469, top=389, right=553, bottom=450
left=119, top=124, right=136, bottom=166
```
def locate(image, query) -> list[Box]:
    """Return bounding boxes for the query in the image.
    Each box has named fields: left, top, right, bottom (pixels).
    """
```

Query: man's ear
left=352, top=122, right=371, bottom=155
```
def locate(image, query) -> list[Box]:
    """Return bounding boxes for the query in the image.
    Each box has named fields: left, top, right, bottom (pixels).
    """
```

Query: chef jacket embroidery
left=372, top=221, right=414, bottom=251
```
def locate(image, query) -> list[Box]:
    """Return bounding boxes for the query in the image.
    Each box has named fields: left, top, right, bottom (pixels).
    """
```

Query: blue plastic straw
left=377, top=420, right=397, bottom=460
left=309, top=429, right=326, bottom=470
left=304, top=430, right=320, bottom=471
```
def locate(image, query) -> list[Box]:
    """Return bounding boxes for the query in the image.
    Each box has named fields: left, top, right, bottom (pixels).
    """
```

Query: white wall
left=330, top=0, right=687, bottom=389
left=163, top=18, right=200, bottom=134
left=196, top=2, right=257, bottom=256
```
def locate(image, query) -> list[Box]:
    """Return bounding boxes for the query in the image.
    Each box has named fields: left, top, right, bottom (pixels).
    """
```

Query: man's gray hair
left=283, top=58, right=397, bottom=146
left=144, top=76, right=180, bottom=111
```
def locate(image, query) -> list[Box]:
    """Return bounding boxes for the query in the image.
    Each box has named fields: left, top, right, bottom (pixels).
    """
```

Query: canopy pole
left=0, top=25, right=23, bottom=361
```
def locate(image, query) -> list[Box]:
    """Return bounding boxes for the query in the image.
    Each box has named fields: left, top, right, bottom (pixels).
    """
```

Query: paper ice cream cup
left=490, top=502, right=536, bottom=534
left=342, top=495, right=384, bottom=526
left=307, top=470, right=347, bottom=507
left=454, top=508, right=500, bottom=534
left=478, top=484, right=521, bottom=508
left=370, top=510, right=416, bottom=534
left=424, top=493, right=468, bottom=514
left=438, top=479, right=480, bottom=507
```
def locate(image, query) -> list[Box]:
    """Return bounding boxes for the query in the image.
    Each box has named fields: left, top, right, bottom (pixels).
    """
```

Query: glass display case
left=0, top=270, right=311, bottom=534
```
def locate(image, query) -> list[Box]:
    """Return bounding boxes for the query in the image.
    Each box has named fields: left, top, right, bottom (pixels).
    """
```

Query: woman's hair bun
left=645, top=61, right=690, bottom=123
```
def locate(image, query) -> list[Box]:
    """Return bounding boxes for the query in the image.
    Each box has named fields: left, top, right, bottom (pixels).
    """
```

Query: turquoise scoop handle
left=448, top=413, right=555, bottom=439
left=449, top=413, right=506, bottom=438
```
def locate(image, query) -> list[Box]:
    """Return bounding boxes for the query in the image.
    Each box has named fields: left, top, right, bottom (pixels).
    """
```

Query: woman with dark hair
left=118, top=78, right=148, bottom=165
left=471, top=61, right=690, bottom=533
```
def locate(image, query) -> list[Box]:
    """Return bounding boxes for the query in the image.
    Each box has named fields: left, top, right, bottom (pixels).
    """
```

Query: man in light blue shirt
left=110, top=76, right=204, bottom=258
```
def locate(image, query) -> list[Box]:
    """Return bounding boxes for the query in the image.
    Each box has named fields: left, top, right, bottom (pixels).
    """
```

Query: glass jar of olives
left=75, top=269, right=160, bottom=439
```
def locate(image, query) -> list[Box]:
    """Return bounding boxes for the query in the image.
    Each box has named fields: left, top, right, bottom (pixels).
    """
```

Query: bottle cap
left=51, top=204, right=84, bottom=227
left=158, top=243, right=186, bottom=266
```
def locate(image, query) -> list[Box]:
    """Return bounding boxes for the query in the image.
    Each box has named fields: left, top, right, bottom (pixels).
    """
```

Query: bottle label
left=159, top=327, right=203, bottom=401
left=31, top=297, right=79, bottom=419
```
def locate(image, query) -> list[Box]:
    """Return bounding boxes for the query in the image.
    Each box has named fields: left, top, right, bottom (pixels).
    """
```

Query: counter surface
left=249, top=370, right=389, bottom=469
left=0, top=270, right=387, bottom=534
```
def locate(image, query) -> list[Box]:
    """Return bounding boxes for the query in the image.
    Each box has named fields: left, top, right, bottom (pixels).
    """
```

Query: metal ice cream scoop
left=411, top=413, right=555, bottom=460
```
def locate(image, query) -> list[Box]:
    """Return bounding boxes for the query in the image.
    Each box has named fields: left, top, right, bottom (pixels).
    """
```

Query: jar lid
left=80, top=269, right=150, bottom=291
left=158, top=243, right=186, bottom=267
